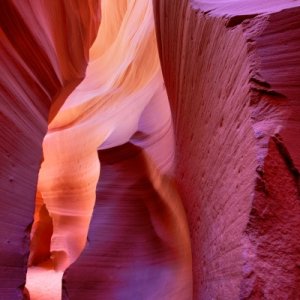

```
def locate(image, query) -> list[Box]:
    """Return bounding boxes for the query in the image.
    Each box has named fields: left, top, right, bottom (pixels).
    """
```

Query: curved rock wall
left=1, top=0, right=300, bottom=299
left=154, top=0, right=300, bottom=299
left=0, top=0, right=100, bottom=298
left=33, top=0, right=192, bottom=299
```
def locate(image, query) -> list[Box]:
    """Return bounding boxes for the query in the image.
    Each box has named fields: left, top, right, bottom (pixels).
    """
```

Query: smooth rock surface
left=2, top=0, right=300, bottom=299
left=0, top=1, right=100, bottom=298
left=34, top=0, right=192, bottom=299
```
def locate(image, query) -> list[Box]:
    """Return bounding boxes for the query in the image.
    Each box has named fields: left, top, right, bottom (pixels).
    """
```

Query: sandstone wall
left=154, top=1, right=300, bottom=298
left=0, top=1, right=100, bottom=297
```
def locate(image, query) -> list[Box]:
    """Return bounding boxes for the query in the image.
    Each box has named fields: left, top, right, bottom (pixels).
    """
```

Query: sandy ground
left=25, top=261, right=63, bottom=300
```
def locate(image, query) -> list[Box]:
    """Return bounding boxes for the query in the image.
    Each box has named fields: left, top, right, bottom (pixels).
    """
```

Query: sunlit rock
left=1, top=0, right=300, bottom=299
left=0, top=0, right=99, bottom=298
left=32, top=0, right=192, bottom=298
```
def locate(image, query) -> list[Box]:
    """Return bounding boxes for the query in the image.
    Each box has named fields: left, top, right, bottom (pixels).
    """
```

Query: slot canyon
left=1, top=0, right=300, bottom=299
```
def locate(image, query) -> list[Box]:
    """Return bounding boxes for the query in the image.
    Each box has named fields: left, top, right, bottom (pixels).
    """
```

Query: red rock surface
left=242, top=8, right=300, bottom=299
left=0, top=1, right=100, bottom=298
left=154, top=0, right=300, bottom=299
left=63, top=142, right=191, bottom=299
left=29, top=1, right=192, bottom=299
left=1, top=0, right=300, bottom=299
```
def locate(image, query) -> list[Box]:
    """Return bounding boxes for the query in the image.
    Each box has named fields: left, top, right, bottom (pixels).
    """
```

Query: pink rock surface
left=63, top=142, right=191, bottom=299
left=154, top=0, right=300, bottom=299
left=31, top=1, right=192, bottom=298
left=0, top=1, right=100, bottom=298
left=1, top=0, right=300, bottom=299
left=190, top=0, right=300, bottom=17
left=241, top=8, right=300, bottom=299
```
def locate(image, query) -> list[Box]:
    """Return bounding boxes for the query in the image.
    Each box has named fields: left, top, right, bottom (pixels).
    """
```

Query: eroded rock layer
left=34, top=0, right=192, bottom=299
left=63, top=142, right=191, bottom=299
left=2, top=0, right=300, bottom=299
left=242, top=8, right=300, bottom=299
left=154, top=0, right=300, bottom=299
left=0, top=1, right=100, bottom=298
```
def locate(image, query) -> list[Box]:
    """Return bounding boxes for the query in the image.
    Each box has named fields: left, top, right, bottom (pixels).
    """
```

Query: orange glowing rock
left=0, top=0, right=99, bottom=298
left=29, top=0, right=192, bottom=298
left=2, top=0, right=300, bottom=299
left=39, top=0, right=169, bottom=269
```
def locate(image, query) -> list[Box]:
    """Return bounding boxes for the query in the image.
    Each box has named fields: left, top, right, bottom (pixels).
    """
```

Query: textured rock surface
left=154, top=0, right=300, bottom=299
left=241, top=8, right=300, bottom=299
left=0, top=1, right=100, bottom=298
left=2, top=0, right=300, bottom=299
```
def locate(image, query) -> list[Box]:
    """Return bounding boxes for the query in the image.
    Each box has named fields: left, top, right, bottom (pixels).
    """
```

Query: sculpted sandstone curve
left=29, top=0, right=192, bottom=299
left=1, top=0, right=300, bottom=299
left=0, top=0, right=100, bottom=298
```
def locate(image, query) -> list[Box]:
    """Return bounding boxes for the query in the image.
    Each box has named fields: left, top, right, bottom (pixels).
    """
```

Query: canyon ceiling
left=0, top=0, right=300, bottom=299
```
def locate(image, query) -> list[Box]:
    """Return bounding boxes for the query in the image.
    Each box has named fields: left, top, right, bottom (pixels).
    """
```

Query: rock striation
left=1, top=0, right=300, bottom=299
left=0, top=0, right=100, bottom=298
left=33, top=0, right=192, bottom=299
left=154, top=0, right=300, bottom=299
